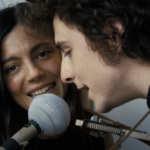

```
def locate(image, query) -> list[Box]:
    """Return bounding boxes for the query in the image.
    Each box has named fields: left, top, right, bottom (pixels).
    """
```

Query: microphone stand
left=82, top=108, right=150, bottom=149
left=0, top=121, right=40, bottom=150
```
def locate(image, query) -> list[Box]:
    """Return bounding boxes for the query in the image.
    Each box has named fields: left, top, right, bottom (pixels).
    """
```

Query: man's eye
left=64, top=50, right=71, bottom=57
left=38, top=51, right=50, bottom=58
left=7, top=65, right=18, bottom=73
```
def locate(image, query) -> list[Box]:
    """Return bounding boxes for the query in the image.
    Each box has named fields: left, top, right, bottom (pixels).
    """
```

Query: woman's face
left=1, top=25, right=67, bottom=110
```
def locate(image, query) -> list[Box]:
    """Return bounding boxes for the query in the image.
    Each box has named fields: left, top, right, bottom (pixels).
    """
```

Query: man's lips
left=77, top=86, right=92, bottom=100
left=78, top=86, right=89, bottom=90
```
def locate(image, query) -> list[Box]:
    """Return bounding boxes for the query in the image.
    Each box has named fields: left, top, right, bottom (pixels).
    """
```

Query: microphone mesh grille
left=28, top=94, right=70, bottom=136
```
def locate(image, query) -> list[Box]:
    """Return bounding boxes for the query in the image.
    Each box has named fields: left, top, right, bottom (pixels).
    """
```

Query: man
left=53, top=0, right=150, bottom=113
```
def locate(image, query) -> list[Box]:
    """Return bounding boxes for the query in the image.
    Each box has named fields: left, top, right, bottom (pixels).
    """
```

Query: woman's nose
left=26, top=63, right=44, bottom=82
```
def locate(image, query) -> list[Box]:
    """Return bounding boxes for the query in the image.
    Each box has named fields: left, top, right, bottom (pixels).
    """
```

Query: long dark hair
left=0, top=5, right=21, bottom=143
left=0, top=2, right=85, bottom=145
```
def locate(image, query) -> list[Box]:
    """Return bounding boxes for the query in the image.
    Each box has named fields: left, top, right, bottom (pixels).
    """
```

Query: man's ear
left=107, top=19, right=124, bottom=34
left=106, top=19, right=124, bottom=53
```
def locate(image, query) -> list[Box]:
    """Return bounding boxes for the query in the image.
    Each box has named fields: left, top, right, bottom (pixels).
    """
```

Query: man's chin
left=94, top=103, right=113, bottom=113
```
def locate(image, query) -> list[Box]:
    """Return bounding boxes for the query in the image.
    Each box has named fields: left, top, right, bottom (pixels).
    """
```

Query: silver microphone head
left=28, top=94, right=70, bottom=136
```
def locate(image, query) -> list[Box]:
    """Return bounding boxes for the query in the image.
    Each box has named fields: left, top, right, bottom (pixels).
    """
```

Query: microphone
left=0, top=94, right=70, bottom=150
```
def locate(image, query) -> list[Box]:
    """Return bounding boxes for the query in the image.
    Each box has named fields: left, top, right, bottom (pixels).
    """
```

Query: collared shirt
left=147, top=86, right=150, bottom=109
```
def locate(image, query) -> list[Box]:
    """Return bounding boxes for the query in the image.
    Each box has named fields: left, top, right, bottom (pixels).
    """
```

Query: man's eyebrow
left=56, top=41, right=69, bottom=51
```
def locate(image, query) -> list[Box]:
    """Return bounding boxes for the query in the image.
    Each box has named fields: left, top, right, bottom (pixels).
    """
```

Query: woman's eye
left=64, top=50, right=71, bottom=57
left=7, top=65, right=19, bottom=73
left=38, top=51, right=50, bottom=58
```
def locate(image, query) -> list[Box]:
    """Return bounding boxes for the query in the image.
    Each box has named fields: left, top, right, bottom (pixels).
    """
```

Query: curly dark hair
left=27, top=0, right=150, bottom=64
left=23, top=2, right=55, bottom=39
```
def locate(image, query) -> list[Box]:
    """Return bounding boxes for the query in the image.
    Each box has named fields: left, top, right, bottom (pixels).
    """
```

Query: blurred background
left=101, top=99, right=150, bottom=150
left=0, top=0, right=24, bottom=9
left=0, top=0, right=150, bottom=149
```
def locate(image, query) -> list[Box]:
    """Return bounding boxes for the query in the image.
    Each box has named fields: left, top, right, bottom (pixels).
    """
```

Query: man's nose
left=61, top=62, right=75, bottom=84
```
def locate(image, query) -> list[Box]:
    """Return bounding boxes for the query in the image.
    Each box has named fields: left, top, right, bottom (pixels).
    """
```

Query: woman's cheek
left=5, top=75, right=23, bottom=94
left=44, top=59, right=61, bottom=76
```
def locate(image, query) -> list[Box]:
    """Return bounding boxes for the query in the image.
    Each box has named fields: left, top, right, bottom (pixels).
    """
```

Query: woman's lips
left=28, top=83, right=56, bottom=97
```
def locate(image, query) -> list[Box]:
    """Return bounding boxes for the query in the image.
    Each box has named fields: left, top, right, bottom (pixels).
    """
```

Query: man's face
left=53, top=15, right=126, bottom=112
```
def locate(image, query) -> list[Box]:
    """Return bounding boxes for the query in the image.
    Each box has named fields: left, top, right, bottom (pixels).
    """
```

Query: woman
left=0, top=2, right=108, bottom=150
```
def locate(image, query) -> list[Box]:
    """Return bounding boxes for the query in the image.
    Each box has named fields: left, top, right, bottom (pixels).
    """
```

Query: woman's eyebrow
left=2, top=42, right=52, bottom=65
left=29, top=42, right=52, bottom=54
left=2, top=57, right=20, bottom=65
